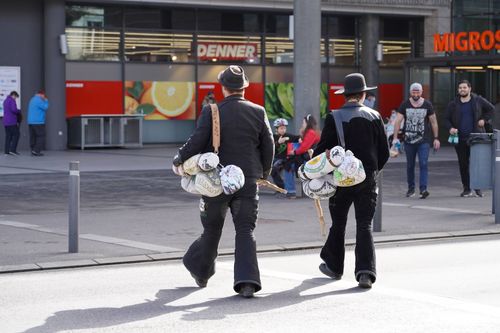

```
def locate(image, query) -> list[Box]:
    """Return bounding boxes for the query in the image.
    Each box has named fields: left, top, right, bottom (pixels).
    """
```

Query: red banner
left=66, top=81, right=123, bottom=118
left=197, top=82, right=264, bottom=117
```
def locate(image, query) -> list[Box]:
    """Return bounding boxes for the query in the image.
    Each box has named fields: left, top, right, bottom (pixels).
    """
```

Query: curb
left=1, top=229, right=499, bottom=274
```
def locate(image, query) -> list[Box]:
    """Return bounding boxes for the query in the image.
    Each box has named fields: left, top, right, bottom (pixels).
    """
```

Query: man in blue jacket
left=2, top=91, right=21, bottom=156
left=27, top=90, right=49, bottom=156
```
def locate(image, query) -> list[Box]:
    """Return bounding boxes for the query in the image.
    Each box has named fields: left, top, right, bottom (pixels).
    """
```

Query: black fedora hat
left=334, top=73, right=377, bottom=95
left=217, top=65, right=249, bottom=90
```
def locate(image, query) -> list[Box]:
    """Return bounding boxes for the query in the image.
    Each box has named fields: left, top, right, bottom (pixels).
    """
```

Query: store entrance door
left=432, top=67, right=452, bottom=141
left=454, top=67, right=488, bottom=99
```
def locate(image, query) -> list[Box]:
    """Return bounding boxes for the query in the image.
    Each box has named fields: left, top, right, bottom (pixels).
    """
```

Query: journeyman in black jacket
left=313, top=73, right=389, bottom=289
left=444, top=80, right=494, bottom=197
left=172, top=65, right=274, bottom=298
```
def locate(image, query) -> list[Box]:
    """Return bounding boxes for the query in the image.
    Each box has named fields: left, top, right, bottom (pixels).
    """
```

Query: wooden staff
left=314, top=198, right=326, bottom=238
left=256, top=179, right=287, bottom=194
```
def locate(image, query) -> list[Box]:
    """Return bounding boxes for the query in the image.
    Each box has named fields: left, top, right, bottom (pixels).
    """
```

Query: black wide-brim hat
left=217, top=65, right=249, bottom=90
left=334, top=73, right=377, bottom=95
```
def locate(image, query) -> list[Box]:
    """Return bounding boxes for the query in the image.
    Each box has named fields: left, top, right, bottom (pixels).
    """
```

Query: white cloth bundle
left=182, top=153, right=220, bottom=175
left=332, top=150, right=366, bottom=187
left=181, top=175, right=200, bottom=195
left=302, top=176, right=337, bottom=200
left=219, top=165, right=245, bottom=195
left=299, top=146, right=346, bottom=180
left=194, top=169, right=223, bottom=197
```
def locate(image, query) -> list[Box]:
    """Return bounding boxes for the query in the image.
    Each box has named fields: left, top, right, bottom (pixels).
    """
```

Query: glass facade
left=65, top=4, right=424, bottom=142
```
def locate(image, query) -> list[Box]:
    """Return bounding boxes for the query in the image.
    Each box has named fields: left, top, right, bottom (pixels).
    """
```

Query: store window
left=265, top=14, right=293, bottom=64
left=324, top=16, right=357, bottom=66
left=65, top=27, right=121, bottom=61
left=124, top=7, right=195, bottom=30
left=452, top=0, right=499, bottom=55
left=66, top=5, right=122, bottom=28
left=379, top=17, right=415, bottom=67
left=198, top=11, right=261, bottom=33
left=124, top=31, right=194, bottom=63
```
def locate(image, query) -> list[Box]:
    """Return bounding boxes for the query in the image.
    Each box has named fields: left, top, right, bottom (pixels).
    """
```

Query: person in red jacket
left=284, top=114, right=321, bottom=198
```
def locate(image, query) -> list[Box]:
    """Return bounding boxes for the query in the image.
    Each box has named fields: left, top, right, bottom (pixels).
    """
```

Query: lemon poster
left=125, top=81, right=196, bottom=120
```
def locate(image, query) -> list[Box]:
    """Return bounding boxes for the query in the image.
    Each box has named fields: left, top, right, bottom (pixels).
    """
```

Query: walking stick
left=256, top=179, right=287, bottom=194
left=314, top=199, right=327, bottom=238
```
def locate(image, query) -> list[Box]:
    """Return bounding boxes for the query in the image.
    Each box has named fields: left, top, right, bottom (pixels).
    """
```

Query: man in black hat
left=172, top=65, right=274, bottom=298
left=313, top=73, right=389, bottom=289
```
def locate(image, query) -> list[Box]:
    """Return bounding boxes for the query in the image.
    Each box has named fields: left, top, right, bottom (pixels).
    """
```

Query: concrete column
left=424, top=6, right=451, bottom=57
left=44, top=0, right=67, bottom=150
left=361, top=14, right=379, bottom=100
left=293, top=0, right=321, bottom=132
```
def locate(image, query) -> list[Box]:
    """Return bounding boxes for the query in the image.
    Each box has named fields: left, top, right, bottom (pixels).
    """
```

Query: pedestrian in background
left=2, top=91, right=21, bottom=156
left=286, top=114, right=320, bottom=198
left=27, top=90, right=49, bottom=156
left=314, top=73, right=389, bottom=289
left=271, top=118, right=299, bottom=195
left=363, top=91, right=376, bottom=109
left=444, top=80, right=494, bottom=197
left=172, top=65, right=274, bottom=298
left=392, top=83, right=440, bottom=199
left=493, top=94, right=500, bottom=130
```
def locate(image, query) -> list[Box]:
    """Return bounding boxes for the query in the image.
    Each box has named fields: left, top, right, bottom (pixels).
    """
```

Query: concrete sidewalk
left=1, top=145, right=499, bottom=273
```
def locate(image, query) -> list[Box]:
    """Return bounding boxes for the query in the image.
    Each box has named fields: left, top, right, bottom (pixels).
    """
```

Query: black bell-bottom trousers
left=320, top=175, right=378, bottom=282
left=183, top=180, right=261, bottom=292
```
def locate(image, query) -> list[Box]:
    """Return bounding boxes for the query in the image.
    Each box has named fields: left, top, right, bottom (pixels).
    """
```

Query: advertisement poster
left=265, top=83, right=328, bottom=120
left=125, top=81, right=195, bottom=120
left=197, top=82, right=264, bottom=116
left=66, top=81, right=123, bottom=118
left=0, top=66, right=21, bottom=117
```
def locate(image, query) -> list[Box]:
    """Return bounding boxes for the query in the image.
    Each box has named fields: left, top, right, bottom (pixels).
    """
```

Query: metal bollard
left=69, top=161, right=80, bottom=252
left=373, top=171, right=382, bottom=232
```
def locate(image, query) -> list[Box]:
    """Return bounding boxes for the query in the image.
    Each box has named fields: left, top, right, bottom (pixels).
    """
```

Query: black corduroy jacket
left=177, top=94, right=274, bottom=179
left=444, top=93, right=494, bottom=134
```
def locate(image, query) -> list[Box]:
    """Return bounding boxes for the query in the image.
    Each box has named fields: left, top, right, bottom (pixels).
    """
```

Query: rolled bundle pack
left=298, top=146, right=366, bottom=200
left=179, top=152, right=245, bottom=197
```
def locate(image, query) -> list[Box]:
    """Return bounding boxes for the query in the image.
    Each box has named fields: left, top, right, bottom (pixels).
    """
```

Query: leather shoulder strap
left=331, top=110, right=346, bottom=148
left=210, top=103, right=220, bottom=154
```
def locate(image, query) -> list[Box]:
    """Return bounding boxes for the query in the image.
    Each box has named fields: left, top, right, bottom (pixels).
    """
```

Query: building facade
left=0, top=0, right=468, bottom=150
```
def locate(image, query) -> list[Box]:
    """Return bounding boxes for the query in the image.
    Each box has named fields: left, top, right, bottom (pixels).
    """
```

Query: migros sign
left=434, top=30, right=500, bottom=53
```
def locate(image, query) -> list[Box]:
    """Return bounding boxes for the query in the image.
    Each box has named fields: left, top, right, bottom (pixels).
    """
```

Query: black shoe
left=31, top=151, right=44, bottom=156
left=9, top=151, right=20, bottom=156
left=238, top=283, right=256, bottom=298
left=419, top=190, right=429, bottom=199
left=190, top=272, right=207, bottom=288
left=475, top=190, right=483, bottom=197
left=406, top=189, right=415, bottom=198
left=460, top=190, right=474, bottom=197
left=319, top=263, right=342, bottom=280
left=358, top=274, right=373, bottom=289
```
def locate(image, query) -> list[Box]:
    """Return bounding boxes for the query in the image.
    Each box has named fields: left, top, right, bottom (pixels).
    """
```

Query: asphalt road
left=1, top=236, right=499, bottom=333
left=1, top=160, right=498, bottom=266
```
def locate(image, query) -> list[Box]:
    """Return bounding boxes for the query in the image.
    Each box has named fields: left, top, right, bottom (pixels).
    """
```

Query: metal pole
left=492, top=130, right=497, bottom=215
left=495, top=131, right=500, bottom=224
left=373, top=171, right=382, bottom=232
left=69, top=161, right=80, bottom=252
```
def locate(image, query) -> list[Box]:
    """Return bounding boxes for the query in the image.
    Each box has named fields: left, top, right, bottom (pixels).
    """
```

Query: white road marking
left=383, top=202, right=486, bottom=215
left=0, top=220, right=181, bottom=253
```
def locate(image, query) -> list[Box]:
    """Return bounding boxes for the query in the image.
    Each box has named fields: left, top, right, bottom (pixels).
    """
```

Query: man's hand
left=449, top=128, right=458, bottom=135
left=433, top=139, right=440, bottom=150
left=478, top=119, right=485, bottom=128
left=278, top=136, right=289, bottom=144
left=172, top=164, right=185, bottom=176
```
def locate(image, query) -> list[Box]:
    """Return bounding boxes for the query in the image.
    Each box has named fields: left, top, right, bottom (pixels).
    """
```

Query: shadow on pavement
left=23, top=278, right=364, bottom=332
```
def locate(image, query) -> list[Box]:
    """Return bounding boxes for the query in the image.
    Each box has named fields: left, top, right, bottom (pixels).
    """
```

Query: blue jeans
left=283, top=163, right=296, bottom=194
left=404, top=142, right=430, bottom=192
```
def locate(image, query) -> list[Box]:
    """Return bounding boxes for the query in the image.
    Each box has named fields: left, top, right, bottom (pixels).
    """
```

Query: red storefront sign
left=197, top=42, right=258, bottom=60
left=434, top=30, right=500, bottom=52
left=66, top=81, right=123, bottom=118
